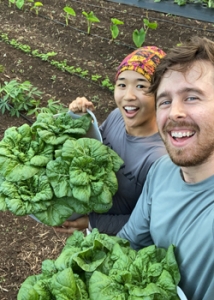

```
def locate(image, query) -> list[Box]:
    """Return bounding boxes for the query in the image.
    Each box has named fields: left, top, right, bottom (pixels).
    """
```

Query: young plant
left=0, top=80, right=42, bottom=117
left=15, top=0, right=25, bottom=9
left=133, top=18, right=158, bottom=48
left=110, top=18, right=124, bottom=40
left=27, top=99, right=67, bottom=116
left=91, top=74, right=102, bottom=82
left=82, top=11, right=100, bottom=34
left=101, top=76, right=114, bottom=91
left=63, top=6, right=76, bottom=26
left=32, top=49, right=57, bottom=61
left=8, top=0, right=15, bottom=7
left=30, top=1, right=43, bottom=16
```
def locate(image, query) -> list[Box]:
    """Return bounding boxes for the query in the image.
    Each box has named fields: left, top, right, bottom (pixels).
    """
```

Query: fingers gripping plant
left=110, top=18, right=124, bottom=41
left=82, top=11, right=100, bottom=34
left=133, top=18, right=158, bottom=48
left=63, top=6, right=76, bottom=26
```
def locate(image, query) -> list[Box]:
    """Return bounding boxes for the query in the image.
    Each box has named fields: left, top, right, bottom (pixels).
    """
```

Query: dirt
left=0, top=0, right=214, bottom=299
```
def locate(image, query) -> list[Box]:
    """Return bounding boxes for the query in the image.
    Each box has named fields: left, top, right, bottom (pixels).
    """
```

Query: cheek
left=114, top=89, right=123, bottom=103
left=140, top=94, right=155, bottom=110
left=156, top=110, right=167, bottom=130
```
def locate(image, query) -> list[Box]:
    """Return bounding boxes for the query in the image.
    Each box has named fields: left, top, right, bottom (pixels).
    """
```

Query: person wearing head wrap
left=115, top=46, right=165, bottom=82
left=55, top=46, right=167, bottom=236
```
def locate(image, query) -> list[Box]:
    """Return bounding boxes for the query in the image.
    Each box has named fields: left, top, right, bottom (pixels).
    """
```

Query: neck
left=181, top=158, right=214, bottom=183
left=126, top=118, right=158, bottom=137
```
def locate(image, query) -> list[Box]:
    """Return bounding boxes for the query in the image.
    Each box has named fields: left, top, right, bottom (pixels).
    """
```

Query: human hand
left=54, top=215, right=89, bottom=234
left=69, top=97, right=95, bottom=113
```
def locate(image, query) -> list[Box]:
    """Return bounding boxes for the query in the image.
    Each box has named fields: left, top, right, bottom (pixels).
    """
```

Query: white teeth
left=171, top=131, right=194, bottom=138
left=124, top=106, right=137, bottom=111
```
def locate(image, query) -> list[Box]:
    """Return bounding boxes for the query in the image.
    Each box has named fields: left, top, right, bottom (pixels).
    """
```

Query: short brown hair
left=149, top=36, right=214, bottom=98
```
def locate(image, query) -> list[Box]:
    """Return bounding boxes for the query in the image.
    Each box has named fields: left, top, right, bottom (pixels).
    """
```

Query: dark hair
left=149, top=36, right=214, bottom=97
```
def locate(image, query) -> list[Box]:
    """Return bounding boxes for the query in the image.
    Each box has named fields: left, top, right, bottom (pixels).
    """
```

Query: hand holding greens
left=0, top=112, right=124, bottom=226
left=17, top=229, right=181, bottom=300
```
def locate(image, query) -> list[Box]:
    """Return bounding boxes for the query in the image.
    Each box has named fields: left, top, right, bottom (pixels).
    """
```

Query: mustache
left=162, top=120, right=199, bottom=132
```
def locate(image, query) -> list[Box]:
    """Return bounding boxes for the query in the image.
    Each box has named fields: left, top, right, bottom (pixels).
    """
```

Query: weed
left=51, top=75, right=57, bottom=82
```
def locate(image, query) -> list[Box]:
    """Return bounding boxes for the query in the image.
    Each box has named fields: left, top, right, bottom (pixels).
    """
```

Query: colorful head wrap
left=115, top=46, right=166, bottom=82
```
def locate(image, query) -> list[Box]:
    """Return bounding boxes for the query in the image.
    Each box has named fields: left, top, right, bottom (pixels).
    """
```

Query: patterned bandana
left=115, top=46, right=166, bottom=82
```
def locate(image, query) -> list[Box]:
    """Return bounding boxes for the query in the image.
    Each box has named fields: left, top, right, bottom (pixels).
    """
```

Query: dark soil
left=0, top=0, right=214, bottom=299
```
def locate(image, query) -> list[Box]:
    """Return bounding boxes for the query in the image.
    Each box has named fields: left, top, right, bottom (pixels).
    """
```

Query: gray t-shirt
left=118, top=155, right=214, bottom=300
left=89, top=108, right=166, bottom=235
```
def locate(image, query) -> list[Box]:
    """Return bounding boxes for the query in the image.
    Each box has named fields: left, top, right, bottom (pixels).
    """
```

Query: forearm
left=89, top=212, right=130, bottom=236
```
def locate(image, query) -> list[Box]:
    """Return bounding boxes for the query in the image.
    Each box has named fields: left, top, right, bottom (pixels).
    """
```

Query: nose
left=168, top=99, right=186, bottom=120
left=123, top=87, right=136, bottom=101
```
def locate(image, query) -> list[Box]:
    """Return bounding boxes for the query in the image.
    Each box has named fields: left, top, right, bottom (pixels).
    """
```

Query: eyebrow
left=117, top=77, right=148, bottom=82
left=156, top=87, right=204, bottom=103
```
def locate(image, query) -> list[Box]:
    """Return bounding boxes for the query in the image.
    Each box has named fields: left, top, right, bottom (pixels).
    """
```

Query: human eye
left=137, top=83, right=150, bottom=92
left=157, top=99, right=171, bottom=107
left=186, top=96, right=198, bottom=102
left=117, top=83, right=126, bottom=88
left=136, top=83, right=145, bottom=88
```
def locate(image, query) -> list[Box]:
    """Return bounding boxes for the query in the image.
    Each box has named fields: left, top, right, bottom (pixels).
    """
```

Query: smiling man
left=117, top=36, right=214, bottom=300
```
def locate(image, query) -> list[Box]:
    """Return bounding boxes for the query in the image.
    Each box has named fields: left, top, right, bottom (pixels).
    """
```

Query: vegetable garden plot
left=0, top=0, right=214, bottom=299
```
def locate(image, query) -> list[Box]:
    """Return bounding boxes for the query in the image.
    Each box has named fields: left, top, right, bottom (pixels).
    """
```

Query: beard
left=160, top=120, right=214, bottom=167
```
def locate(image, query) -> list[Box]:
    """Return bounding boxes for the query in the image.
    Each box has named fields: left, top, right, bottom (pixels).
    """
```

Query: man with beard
left=117, top=36, right=214, bottom=300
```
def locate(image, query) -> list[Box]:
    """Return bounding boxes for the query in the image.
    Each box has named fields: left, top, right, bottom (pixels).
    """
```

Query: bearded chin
left=166, top=147, right=193, bottom=167
left=165, top=143, right=211, bottom=167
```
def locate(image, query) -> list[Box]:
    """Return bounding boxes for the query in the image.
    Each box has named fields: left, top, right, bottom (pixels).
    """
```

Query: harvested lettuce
left=17, top=229, right=181, bottom=300
left=0, top=112, right=124, bottom=226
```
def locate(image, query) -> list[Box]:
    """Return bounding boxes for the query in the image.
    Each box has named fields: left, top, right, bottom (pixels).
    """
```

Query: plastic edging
left=106, top=0, right=214, bottom=23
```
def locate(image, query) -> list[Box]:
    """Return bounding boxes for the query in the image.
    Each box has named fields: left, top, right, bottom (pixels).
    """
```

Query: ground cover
left=0, top=0, right=214, bottom=299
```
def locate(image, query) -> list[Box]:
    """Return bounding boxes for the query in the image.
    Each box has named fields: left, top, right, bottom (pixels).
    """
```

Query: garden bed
left=0, top=0, right=214, bottom=299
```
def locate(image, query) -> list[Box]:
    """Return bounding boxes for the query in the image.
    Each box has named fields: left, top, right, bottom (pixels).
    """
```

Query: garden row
left=0, top=0, right=214, bottom=126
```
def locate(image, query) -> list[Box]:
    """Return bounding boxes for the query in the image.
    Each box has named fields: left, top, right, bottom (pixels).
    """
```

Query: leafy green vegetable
left=46, top=138, right=122, bottom=207
left=31, top=112, right=92, bottom=144
left=0, top=124, right=53, bottom=181
left=0, top=173, right=53, bottom=215
left=0, top=112, right=124, bottom=226
left=17, top=229, right=181, bottom=300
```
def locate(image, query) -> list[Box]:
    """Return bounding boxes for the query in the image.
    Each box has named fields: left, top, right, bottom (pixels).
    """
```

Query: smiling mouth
left=170, top=130, right=195, bottom=140
left=124, top=106, right=139, bottom=113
